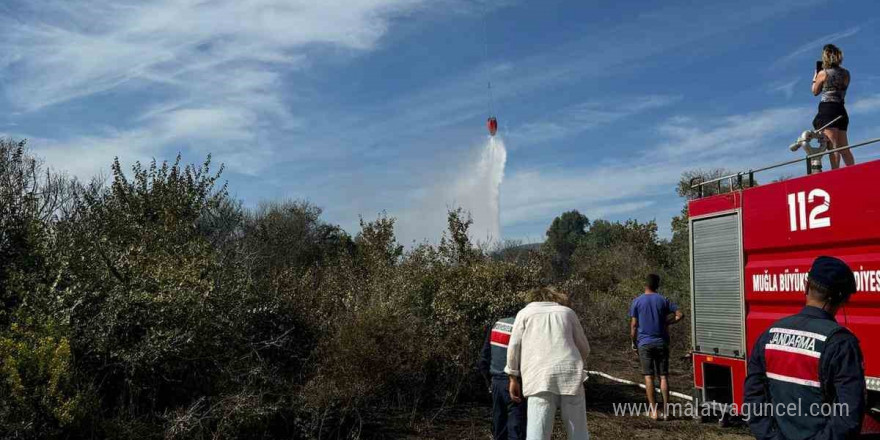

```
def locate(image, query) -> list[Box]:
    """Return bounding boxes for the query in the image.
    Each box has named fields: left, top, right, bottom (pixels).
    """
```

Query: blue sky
left=2, top=0, right=880, bottom=244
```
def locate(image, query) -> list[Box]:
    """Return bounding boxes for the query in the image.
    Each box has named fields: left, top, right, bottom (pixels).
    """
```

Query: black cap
left=808, top=256, right=856, bottom=300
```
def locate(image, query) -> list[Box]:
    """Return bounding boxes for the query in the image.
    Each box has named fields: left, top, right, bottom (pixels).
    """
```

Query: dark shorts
left=813, top=102, right=849, bottom=131
left=638, top=343, right=669, bottom=376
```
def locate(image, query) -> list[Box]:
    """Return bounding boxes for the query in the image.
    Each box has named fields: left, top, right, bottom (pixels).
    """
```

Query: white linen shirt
left=504, top=301, right=591, bottom=397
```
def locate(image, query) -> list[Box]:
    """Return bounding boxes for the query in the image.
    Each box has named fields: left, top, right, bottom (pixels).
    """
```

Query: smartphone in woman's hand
left=816, top=60, right=823, bottom=73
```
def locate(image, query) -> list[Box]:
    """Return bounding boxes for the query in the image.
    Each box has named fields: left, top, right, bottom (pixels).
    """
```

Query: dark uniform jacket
left=479, top=317, right=516, bottom=379
left=478, top=317, right=527, bottom=440
left=744, top=306, right=865, bottom=440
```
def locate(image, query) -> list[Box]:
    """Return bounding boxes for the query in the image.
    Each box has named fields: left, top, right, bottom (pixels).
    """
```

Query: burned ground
left=375, top=345, right=752, bottom=439
left=377, top=376, right=750, bottom=439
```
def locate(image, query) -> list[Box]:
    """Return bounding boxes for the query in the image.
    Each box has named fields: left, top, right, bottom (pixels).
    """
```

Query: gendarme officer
left=744, top=256, right=865, bottom=439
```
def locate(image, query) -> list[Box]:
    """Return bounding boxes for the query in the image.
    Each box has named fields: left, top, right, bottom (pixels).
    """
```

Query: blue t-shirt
left=629, top=292, right=679, bottom=347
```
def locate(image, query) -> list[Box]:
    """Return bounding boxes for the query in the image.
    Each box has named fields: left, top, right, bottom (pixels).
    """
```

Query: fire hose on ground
left=586, top=370, right=693, bottom=401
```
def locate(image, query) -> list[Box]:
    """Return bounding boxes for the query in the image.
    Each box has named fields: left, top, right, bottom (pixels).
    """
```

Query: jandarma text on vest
left=611, top=400, right=850, bottom=420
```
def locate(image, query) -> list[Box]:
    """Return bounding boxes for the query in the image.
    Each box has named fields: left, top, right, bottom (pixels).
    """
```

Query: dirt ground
left=378, top=376, right=751, bottom=439
left=375, top=375, right=751, bottom=439
left=371, top=344, right=752, bottom=439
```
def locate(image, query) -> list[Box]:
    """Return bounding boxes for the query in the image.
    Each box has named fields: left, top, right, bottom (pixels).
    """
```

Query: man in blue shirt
left=629, top=273, right=684, bottom=420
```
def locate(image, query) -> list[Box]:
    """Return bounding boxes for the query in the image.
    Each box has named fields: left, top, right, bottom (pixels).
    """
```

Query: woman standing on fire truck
left=812, top=44, right=854, bottom=169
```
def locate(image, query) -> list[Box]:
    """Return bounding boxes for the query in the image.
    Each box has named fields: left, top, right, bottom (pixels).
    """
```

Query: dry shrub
left=305, top=304, right=430, bottom=410
left=2, top=145, right=695, bottom=439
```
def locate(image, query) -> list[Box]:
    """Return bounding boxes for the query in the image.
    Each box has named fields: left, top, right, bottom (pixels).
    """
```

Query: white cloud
left=2, top=0, right=426, bottom=110
left=769, top=78, right=799, bottom=99
left=502, top=165, right=672, bottom=226
left=656, top=106, right=812, bottom=159
left=0, top=0, right=427, bottom=176
left=850, top=94, right=880, bottom=115
left=511, top=95, right=682, bottom=145
left=773, top=26, right=861, bottom=67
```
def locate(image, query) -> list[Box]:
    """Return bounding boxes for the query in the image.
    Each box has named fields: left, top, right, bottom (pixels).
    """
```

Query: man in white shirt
left=505, top=287, right=591, bottom=440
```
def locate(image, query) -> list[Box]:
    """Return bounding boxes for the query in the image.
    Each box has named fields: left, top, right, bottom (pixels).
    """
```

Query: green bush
left=0, top=323, right=97, bottom=437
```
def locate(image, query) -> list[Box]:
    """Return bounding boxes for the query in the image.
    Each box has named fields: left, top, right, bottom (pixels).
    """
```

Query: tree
left=355, top=213, right=403, bottom=268
left=439, top=208, right=480, bottom=265
left=677, top=168, right=756, bottom=200
left=672, top=168, right=756, bottom=242
left=0, top=140, right=89, bottom=438
left=580, top=219, right=659, bottom=254
left=668, top=168, right=759, bottom=299
left=242, top=200, right=353, bottom=279
left=0, top=139, right=70, bottom=325
left=544, top=210, right=589, bottom=278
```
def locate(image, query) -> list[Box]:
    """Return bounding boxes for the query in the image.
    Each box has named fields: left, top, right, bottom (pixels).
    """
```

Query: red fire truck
left=688, top=143, right=880, bottom=430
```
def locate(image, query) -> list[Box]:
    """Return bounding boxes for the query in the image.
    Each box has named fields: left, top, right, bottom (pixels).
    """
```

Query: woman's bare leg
left=823, top=128, right=841, bottom=169
left=838, top=130, right=855, bottom=166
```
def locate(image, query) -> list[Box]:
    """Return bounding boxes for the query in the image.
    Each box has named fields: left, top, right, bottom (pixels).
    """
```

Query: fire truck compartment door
left=692, top=213, right=744, bottom=358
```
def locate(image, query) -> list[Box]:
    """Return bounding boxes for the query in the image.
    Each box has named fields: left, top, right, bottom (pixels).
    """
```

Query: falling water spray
left=453, top=136, right=507, bottom=242
left=397, top=136, right=507, bottom=245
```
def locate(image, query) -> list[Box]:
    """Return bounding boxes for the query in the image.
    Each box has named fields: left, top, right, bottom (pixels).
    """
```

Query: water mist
left=451, top=136, right=507, bottom=242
